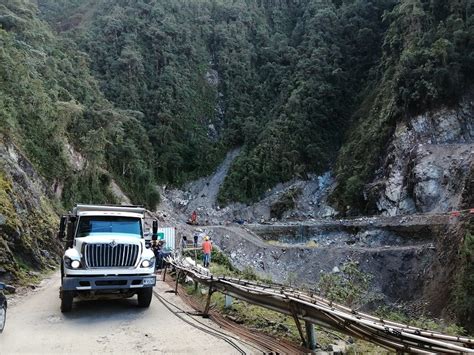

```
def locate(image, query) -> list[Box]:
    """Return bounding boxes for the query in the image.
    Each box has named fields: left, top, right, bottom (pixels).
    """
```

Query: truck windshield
left=76, top=216, right=142, bottom=238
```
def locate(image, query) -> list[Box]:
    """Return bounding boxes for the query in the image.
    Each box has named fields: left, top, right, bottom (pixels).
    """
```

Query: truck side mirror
left=65, top=216, right=76, bottom=249
left=57, top=216, right=67, bottom=240
left=152, top=220, right=158, bottom=241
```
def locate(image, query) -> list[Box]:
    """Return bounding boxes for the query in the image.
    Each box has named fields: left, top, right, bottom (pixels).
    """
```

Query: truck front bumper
left=62, top=275, right=156, bottom=291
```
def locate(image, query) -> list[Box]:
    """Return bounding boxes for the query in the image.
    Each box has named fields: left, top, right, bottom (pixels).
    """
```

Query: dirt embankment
left=183, top=196, right=471, bottom=328
left=198, top=218, right=442, bottom=306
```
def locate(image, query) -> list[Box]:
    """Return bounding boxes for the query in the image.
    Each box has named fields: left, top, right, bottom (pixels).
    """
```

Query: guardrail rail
left=165, top=255, right=474, bottom=354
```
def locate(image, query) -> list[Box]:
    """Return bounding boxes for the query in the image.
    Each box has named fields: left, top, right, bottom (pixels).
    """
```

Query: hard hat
left=204, top=236, right=209, bottom=240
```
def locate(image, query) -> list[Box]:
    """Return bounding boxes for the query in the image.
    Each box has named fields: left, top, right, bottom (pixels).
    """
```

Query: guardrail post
left=289, top=302, right=307, bottom=348
left=203, top=286, right=214, bottom=318
left=175, top=271, right=181, bottom=294
left=224, top=294, right=233, bottom=309
left=305, top=321, right=317, bottom=350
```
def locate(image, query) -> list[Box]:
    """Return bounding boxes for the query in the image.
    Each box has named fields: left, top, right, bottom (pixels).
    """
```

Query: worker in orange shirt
left=202, top=236, right=212, bottom=268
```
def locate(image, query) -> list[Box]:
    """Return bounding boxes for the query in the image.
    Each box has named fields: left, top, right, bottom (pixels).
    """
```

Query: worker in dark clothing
left=151, top=241, right=160, bottom=270
left=193, top=233, right=199, bottom=248
left=152, top=239, right=166, bottom=270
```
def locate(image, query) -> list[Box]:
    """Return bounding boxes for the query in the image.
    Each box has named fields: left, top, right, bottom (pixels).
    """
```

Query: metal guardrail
left=166, top=256, right=474, bottom=354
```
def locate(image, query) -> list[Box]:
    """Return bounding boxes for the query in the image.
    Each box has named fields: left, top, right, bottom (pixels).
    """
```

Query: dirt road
left=0, top=274, right=256, bottom=354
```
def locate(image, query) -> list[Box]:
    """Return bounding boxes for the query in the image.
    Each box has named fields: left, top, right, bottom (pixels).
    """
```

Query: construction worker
left=202, top=236, right=212, bottom=268
left=191, top=210, right=197, bottom=225
left=152, top=239, right=166, bottom=270
left=193, top=233, right=199, bottom=248
left=181, top=235, right=187, bottom=249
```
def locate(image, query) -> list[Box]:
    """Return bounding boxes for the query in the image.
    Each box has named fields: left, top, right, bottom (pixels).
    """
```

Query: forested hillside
left=0, top=0, right=473, bottom=330
left=38, top=0, right=393, bottom=205
left=332, top=0, right=474, bottom=212
left=1, top=0, right=472, bottom=213
left=37, top=0, right=473, bottom=212
left=1, top=0, right=159, bottom=209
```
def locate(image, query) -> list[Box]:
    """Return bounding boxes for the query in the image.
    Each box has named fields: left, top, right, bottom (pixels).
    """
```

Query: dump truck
left=58, top=204, right=157, bottom=312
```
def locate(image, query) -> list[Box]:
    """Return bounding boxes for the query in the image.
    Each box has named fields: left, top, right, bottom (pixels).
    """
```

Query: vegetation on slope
left=0, top=166, right=60, bottom=283
left=453, top=168, right=474, bottom=332
left=40, top=0, right=226, bottom=185
left=38, top=0, right=473, bottom=211
left=456, top=229, right=474, bottom=332
left=0, top=0, right=159, bottom=209
left=38, top=0, right=395, bottom=205
left=332, top=0, right=474, bottom=212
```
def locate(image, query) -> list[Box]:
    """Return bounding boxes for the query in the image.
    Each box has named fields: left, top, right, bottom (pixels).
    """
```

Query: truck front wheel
left=61, top=291, right=74, bottom=313
left=137, top=288, right=153, bottom=308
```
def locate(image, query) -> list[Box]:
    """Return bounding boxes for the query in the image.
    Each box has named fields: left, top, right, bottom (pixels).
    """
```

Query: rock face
left=167, top=165, right=336, bottom=225
left=205, top=223, right=439, bottom=305
left=0, top=138, right=61, bottom=283
left=109, top=180, right=132, bottom=205
left=366, top=94, right=473, bottom=216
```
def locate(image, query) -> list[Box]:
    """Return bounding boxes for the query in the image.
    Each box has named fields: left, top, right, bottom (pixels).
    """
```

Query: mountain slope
left=0, top=0, right=159, bottom=209
left=38, top=0, right=397, bottom=204
left=0, top=0, right=472, bottom=331
left=38, top=0, right=473, bottom=212
left=0, top=0, right=158, bottom=281
left=332, top=0, right=474, bottom=213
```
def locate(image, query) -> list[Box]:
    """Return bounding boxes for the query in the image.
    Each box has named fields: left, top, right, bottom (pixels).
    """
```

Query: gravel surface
left=0, top=273, right=255, bottom=354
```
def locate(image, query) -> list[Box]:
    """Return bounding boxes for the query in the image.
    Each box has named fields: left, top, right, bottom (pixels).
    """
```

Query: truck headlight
left=64, top=256, right=81, bottom=269
left=141, top=257, right=155, bottom=268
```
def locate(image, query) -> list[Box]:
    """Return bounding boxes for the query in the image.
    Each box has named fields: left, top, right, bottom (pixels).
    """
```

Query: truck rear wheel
left=137, top=288, right=153, bottom=308
left=61, top=291, right=74, bottom=313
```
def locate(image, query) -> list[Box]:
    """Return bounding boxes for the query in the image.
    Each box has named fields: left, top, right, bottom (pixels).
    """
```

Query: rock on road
left=0, top=274, right=254, bottom=354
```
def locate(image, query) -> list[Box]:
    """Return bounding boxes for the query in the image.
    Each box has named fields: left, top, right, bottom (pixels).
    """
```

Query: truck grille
left=84, top=243, right=140, bottom=268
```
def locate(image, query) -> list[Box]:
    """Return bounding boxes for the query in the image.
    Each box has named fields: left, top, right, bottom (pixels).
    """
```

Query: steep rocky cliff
left=361, top=94, right=473, bottom=325
left=367, top=93, right=473, bottom=215
left=0, top=137, right=61, bottom=283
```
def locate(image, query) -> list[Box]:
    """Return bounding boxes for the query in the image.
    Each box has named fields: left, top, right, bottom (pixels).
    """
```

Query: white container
left=158, top=227, right=176, bottom=251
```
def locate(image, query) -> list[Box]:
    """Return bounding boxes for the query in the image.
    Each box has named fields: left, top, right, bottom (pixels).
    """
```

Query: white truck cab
left=58, top=204, right=157, bottom=312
